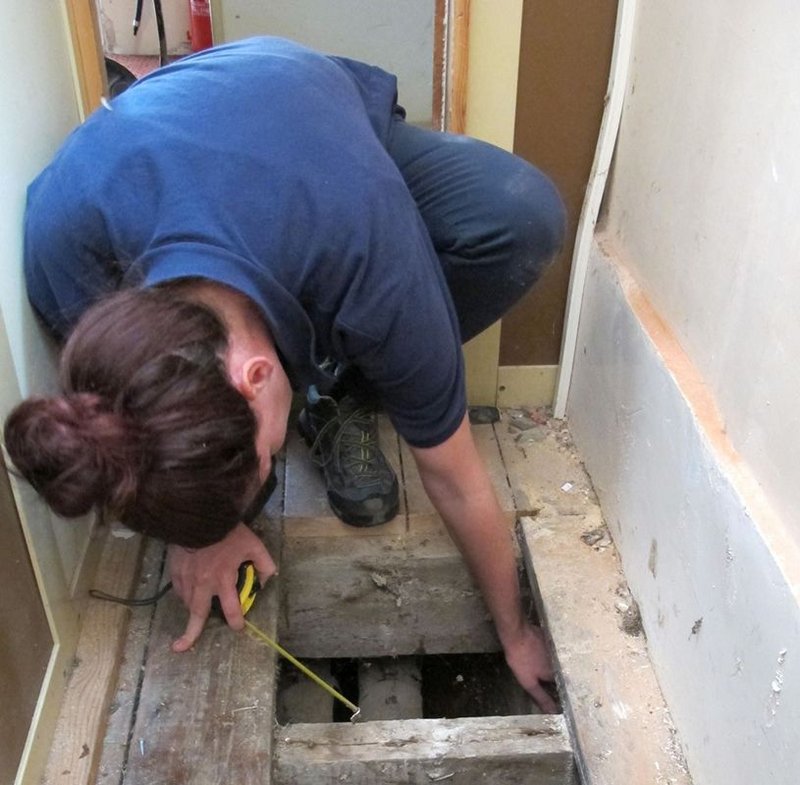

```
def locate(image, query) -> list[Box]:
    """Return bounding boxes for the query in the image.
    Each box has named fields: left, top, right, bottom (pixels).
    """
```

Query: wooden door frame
left=64, top=0, right=106, bottom=117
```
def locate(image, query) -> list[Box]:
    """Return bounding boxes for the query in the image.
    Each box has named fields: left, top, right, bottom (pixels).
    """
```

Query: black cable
left=89, top=581, right=172, bottom=607
left=153, top=0, right=167, bottom=67
left=133, top=0, right=144, bottom=35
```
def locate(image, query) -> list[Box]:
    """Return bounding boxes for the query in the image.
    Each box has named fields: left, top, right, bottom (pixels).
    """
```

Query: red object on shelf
left=189, top=0, right=213, bottom=51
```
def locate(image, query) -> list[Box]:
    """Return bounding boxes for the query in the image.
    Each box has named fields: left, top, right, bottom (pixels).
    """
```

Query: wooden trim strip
left=446, top=0, right=470, bottom=134
left=64, top=0, right=106, bottom=117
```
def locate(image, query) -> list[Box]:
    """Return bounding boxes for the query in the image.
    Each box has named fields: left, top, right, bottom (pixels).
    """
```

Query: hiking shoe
left=297, top=394, right=399, bottom=526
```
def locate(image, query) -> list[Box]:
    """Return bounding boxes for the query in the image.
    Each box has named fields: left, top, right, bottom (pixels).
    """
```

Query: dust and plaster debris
left=370, top=571, right=403, bottom=607
left=581, top=525, right=612, bottom=551
left=766, top=648, right=788, bottom=728
left=614, top=582, right=643, bottom=637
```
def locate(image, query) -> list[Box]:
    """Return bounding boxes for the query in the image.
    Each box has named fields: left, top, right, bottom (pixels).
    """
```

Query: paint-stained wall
left=573, top=2, right=800, bottom=783
left=606, top=3, right=800, bottom=550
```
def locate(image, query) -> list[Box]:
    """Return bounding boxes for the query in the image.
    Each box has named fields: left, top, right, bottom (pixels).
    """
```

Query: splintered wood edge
left=44, top=527, right=145, bottom=785
left=519, top=515, right=692, bottom=785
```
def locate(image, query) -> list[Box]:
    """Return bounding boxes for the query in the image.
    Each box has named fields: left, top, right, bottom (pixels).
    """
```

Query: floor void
left=47, top=408, right=692, bottom=785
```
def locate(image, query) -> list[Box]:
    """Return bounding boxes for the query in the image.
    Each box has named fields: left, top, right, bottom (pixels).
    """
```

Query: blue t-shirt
left=24, top=37, right=465, bottom=448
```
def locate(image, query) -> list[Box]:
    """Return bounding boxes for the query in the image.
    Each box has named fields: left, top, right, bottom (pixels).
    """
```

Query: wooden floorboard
left=274, top=715, right=576, bottom=785
left=96, top=537, right=165, bottom=785
left=47, top=410, right=696, bottom=785
left=495, top=420, right=692, bottom=785
left=119, top=525, right=281, bottom=785
left=44, top=527, right=144, bottom=785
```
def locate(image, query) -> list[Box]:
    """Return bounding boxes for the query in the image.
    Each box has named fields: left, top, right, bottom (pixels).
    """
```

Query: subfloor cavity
left=277, top=651, right=554, bottom=725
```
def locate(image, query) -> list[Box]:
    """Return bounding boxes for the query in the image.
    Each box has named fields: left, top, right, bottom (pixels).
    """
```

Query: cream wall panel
left=460, top=0, right=523, bottom=402
left=605, top=1, right=800, bottom=537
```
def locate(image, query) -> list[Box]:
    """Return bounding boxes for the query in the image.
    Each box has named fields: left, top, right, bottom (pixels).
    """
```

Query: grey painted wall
left=216, top=0, right=435, bottom=126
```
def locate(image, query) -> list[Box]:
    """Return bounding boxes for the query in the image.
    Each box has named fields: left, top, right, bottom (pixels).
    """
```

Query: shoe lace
left=308, top=401, right=384, bottom=484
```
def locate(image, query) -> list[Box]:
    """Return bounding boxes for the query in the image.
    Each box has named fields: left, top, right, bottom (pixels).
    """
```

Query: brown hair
left=4, top=287, right=259, bottom=548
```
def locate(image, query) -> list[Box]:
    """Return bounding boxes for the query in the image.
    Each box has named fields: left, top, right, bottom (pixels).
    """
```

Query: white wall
left=1, top=4, right=97, bottom=782
left=1, top=4, right=76, bottom=397
left=1, top=0, right=95, bottom=587
left=214, top=0, right=434, bottom=125
left=566, top=2, right=800, bottom=783
left=605, top=1, right=800, bottom=539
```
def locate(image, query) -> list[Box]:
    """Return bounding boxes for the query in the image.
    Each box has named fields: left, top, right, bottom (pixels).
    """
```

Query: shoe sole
left=328, top=490, right=400, bottom=528
left=297, top=410, right=400, bottom=528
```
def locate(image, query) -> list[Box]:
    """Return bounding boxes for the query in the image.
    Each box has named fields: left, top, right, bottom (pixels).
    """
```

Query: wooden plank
left=43, top=527, right=144, bottom=785
left=401, top=421, right=514, bottom=541
left=274, top=714, right=576, bottom=785
left=99, top=458, right=283, bottom=784
left=280, top=421, right=516, bottom=658
left=279, top=531, right=498, bottom=659
left=494, top=411, right=596, bottom=517
left=500, top=415, right=690, bottom=783
left=520, top=514, right=691, bottom=785
left=96, top=537, right=166, bottom=785
left=120, top=518, right=283, bottom=785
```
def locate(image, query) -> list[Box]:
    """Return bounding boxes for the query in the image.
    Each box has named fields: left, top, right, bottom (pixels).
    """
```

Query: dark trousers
left=331, top=117, right=566, bottom=403
left=386, top=116, right=566, bottom=343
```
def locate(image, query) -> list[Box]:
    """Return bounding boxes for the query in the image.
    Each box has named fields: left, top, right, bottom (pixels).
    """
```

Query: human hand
left=167, top=522, right=277, bottom=653
left=503, top=623, right=558, bottom=713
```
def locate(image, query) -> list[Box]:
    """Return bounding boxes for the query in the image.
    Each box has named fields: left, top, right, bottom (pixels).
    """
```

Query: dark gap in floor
left=277, top=651, right=558, bottom=724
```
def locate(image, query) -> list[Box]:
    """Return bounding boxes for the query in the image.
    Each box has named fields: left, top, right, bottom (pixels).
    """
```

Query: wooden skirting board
left=497, top=364, right=558, bottom=408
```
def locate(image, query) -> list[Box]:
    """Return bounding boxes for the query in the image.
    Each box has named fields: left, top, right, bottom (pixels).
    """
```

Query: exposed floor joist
left=274, top=715, right=575, bottom=784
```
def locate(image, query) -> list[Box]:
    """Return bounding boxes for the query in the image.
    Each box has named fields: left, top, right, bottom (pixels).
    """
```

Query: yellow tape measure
left=234, top=562, right=361, bottom=722
left=236, top=562, right=260, bottom=616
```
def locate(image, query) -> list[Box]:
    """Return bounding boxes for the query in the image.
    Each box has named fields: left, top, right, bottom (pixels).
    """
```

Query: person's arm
left=167, top=523, right=277, bottom=652
left=410, top=414, right=557, bottom=712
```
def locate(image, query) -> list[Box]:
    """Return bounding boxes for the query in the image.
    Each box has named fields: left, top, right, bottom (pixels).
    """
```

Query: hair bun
left=4, top=393, right=140, bottom=518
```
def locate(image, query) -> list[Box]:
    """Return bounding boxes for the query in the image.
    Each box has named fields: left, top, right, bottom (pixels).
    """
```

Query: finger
left=218, top=585, right=246, bottom=631
left=528, top=681, right=559, bottom=714
left=250, top=545, right=278, bottom=585
left=172, top=601, right=211, bottom=653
